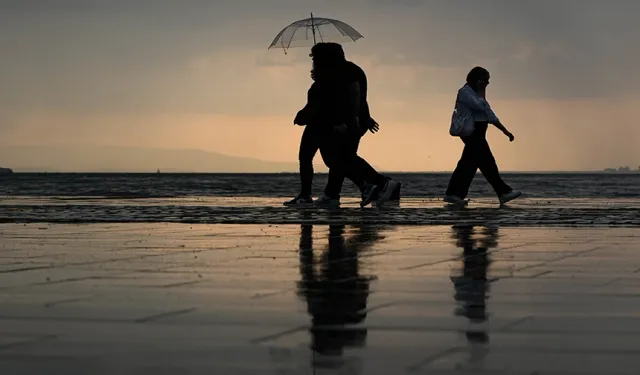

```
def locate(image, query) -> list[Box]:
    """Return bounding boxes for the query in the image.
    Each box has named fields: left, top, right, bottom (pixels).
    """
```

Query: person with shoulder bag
left=444, top=66, right=521, bottom=206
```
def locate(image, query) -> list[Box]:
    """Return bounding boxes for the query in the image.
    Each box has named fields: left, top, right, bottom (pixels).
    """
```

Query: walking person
left=308, top=43, right=399, bottom=208
left=284, top=43, right=399, bottom=207
left=284, top=81, right=376, bottom=206
left=444, top=66, right=521, bottom=206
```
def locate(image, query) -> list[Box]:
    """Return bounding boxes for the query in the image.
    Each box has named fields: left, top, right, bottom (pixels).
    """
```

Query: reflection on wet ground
left=1, top=223, right=640, bottom=373
left=297, top=224, right=379, bottom=370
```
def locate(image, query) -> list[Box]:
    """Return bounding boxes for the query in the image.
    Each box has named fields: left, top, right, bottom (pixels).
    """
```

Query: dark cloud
left=1, top=0, right=639, bottom=119
left=341, top=0, right=640, bottom=99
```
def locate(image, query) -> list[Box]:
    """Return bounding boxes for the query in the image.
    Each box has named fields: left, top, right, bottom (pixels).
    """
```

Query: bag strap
left=453, top=91, right=461, bottom=111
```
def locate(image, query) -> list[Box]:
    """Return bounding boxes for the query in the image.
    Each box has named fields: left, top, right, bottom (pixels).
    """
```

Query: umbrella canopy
left=268, top=13, right=363, bottom=53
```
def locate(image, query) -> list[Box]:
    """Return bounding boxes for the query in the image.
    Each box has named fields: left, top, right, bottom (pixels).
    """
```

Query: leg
left=323, top=135, right=366, bottom=198
left=336, top=139, right=397, bottom=207
left=320, top=133, right=399, bottom=207
left=476, top=139, right=512, bottom=196
left=445, top=138, right=479, bottom=200
left=321, top=126, right=392, bottom=198
left=324, top=136, right=400, bottom=203
left=350, top=155, right=400, bottom=207
left=342, top=136, right=367, bottom=192
left=322, top=134, right=386, bottom=198
left=350, top=156, right=387, bottom=187
left=319, top=136, right=349, bottom=200
left=298, top=126, right=320, bottom=197
left=284, top=126, right=320, bottom=206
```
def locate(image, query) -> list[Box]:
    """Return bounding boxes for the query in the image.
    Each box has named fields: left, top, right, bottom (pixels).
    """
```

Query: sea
left=1, top=172, right=639, bottom=225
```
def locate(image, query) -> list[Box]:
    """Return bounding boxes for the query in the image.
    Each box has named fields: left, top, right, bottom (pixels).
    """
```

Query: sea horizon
left=3, top=170, right=639, bottom=174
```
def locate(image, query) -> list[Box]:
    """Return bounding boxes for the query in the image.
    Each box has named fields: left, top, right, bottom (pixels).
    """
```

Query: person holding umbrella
left=301, top=42, right=400, bottom=208
left=270, top=15, right=400, bottom=207
left=286, top=44, right=399, bottom=207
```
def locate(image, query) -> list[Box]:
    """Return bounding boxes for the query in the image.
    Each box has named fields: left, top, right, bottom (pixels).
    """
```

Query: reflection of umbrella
left=268, top=13, right=363, bottom=54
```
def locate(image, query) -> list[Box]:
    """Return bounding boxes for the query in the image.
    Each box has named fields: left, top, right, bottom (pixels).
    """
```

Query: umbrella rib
left=269, top=28, right=286, bottom=49
left=287, top=25, right=302, bottom=49
left=268, top=19, right=301, bottom=49
left=269, top=17, right=363, bottom=51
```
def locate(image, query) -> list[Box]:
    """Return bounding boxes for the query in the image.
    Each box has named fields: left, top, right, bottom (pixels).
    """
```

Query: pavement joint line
left=134, top=307, right=198, bottom=323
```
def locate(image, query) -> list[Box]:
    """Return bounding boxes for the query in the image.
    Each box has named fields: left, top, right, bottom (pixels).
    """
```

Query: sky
left=1, top=0, right=640, bottom=171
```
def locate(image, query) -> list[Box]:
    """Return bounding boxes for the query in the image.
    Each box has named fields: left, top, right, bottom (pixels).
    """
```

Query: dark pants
left=319, top=131, right=386, bottom=199
left=298, top=125, right=366, bottom=197
left=445, top=122, right=512, bottom=199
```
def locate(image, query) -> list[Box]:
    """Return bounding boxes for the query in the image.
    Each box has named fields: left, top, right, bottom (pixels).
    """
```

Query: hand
left=333, top=124, right=348, bottom=134
left=504, top=130, right=514, bottom=142
left=368, top=118, right=380, bottom=134
left=293, top=110, right=306, bottom=126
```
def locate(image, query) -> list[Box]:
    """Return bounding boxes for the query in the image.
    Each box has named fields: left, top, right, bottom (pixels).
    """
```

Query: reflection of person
left=449, top=225, right=498, bottom=369
left=444, top=66, right=521, bottom=206
left=451, top=225, right=492, bottom=324
left=296, top=224, right=383, bottom=367
left=285, top=42, right=400, bottom=208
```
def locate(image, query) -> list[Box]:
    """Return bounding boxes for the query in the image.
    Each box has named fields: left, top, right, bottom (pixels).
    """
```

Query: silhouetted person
left=296, top=224, right=383, bottom=367
left=285, top=43, right=400, bottom=208
left=444, top=67, right=521, bottom=206
left=304, top=43, right=399, bottom=207
left=449, top=225, right=499, bottom=369
left=451, top=226, right=493, bottom=324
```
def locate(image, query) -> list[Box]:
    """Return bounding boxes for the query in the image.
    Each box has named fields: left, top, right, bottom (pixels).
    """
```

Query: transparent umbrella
left=268, top=13, right=363, bottom=54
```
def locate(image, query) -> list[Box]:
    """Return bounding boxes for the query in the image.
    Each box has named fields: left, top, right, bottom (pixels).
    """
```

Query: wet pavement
left=1, top=223, right=640, bottom=373
left=1, top=197, right=640, bottom=226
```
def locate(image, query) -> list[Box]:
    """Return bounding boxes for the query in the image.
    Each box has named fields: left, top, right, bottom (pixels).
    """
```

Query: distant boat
left=0, top=167, right=13, bottom=175
left=157, top=169, right=161, bottom=174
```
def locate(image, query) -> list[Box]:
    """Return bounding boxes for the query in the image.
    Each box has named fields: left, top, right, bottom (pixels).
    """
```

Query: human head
left=309, top=42, right=346, bottom=81
left=310, top=42, right=346, bottom=63
left=466, top=66, right=490, bottom=90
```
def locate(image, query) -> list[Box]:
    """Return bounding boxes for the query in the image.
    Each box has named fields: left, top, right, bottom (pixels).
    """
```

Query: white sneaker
left=444, top=195, right=469, bottom=206
left=499, top=190, right=522, bottom=205
left=313, top=195, right=340, bottom=208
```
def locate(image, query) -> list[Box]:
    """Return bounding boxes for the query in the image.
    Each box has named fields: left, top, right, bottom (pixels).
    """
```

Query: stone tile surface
left=0, top=223, right=640, bottom=374
left=2, top=197, right=640, bottom=227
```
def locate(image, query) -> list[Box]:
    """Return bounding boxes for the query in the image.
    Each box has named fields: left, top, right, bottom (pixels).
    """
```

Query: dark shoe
left=376, top=179, right=400, bottom=208
left=360, top=184, right=380, bottom=207
left=283, top=195, right=313, bottom=207
left=499, top=190, right=521, bottom=205
left=389, top=180, right=401, bottom=201
left=313, top=195, right=340, bottom=208
left=373, top=180, right=401, bottom=207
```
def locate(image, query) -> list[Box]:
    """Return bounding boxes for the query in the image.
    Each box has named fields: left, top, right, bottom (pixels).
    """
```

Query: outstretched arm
left=483, top=99, right=514, bottom=141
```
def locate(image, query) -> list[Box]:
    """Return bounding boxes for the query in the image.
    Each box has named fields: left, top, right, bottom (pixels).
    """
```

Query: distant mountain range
left=0, top=145, right=328, bottom=173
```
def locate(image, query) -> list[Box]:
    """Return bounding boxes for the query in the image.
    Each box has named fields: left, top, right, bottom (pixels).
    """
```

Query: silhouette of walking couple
left=285, top=43, right=521, bottom=208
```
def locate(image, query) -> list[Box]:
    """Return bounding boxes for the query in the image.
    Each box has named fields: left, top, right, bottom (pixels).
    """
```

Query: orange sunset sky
left=1, top=0, right=639, bottom=172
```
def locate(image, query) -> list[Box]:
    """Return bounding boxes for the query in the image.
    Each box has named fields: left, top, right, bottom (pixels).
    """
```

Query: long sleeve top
left=456, top=84, right=500, bottom=124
